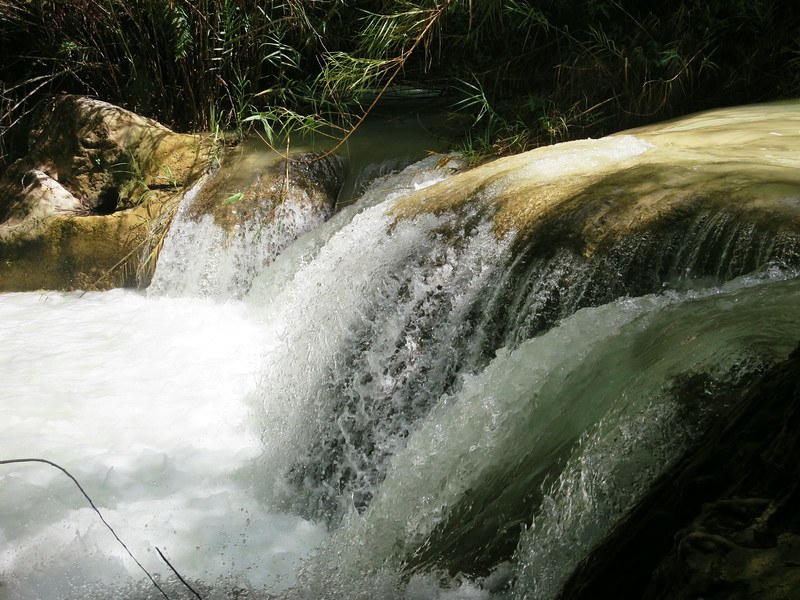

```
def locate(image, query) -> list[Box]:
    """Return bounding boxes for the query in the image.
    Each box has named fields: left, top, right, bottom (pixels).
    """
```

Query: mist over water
left=3, top=111, right=800, bottom=599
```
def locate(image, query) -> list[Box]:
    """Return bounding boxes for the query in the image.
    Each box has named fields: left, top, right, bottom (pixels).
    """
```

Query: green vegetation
left=1, top=0, right=799, bottom=169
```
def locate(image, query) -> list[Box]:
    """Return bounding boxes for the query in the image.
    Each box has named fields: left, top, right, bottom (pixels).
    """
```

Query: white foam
left=0, top=290, right=326, bottom=598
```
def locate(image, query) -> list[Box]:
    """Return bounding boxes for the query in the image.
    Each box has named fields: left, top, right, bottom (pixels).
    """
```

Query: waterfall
left=3, top=104, right=800, bottom=600
left=290, top=271, right=799, bottom=600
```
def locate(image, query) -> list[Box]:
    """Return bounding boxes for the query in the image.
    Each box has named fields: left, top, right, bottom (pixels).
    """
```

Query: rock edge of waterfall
left=391, top=102, right=800, bottom=260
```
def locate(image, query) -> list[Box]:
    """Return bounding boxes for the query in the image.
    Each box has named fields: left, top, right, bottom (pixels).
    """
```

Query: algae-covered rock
left=0, top=95, right=211, bottom=291
left=185, top=142, right=344, bottom=230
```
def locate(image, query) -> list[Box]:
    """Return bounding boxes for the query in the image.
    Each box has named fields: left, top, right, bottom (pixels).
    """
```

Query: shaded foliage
left=1, top=0, right=799, bottom=169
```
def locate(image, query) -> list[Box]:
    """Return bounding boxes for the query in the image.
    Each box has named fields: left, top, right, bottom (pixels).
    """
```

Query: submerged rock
left=558, top=343, right=800, bottom=600
left=0, top=95, right=211, bottom=291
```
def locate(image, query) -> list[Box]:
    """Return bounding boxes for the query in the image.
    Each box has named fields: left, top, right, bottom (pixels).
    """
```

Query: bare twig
left=311, top=0, right=453, bottom=162
left=155, top=547, right=204, bottom=600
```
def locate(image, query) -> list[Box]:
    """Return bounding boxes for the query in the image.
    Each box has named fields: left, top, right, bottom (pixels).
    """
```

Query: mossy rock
left=185, top=143, right=345, bottom=231
left=390, top=101, right=800, bottom=259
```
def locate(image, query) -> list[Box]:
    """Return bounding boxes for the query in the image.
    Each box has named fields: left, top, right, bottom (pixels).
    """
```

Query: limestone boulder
left=391, top=102, right=800, bottom=261
left=0, top=95, right=211, bottom=291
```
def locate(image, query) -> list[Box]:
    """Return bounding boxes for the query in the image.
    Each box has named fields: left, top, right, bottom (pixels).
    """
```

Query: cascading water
left=2, top=104, right=800, bottom=600
left=147, top=145, right=345, bottom=300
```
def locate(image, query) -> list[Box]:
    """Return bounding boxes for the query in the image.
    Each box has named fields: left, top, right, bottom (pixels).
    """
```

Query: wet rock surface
left=145, top=144, right=346, bottom=299
left=186, top=147, right=345, bottom=230
left=558, top=343, right=800, bottom=600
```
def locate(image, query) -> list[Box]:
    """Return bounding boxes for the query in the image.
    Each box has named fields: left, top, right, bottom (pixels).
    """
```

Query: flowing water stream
left=2, top=106, right=800, bottom=599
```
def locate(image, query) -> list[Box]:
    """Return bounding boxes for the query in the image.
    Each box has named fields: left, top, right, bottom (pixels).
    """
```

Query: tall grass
left=0, top=0, right=337, bottom=166
left=1, top=0, right=799, bottom=169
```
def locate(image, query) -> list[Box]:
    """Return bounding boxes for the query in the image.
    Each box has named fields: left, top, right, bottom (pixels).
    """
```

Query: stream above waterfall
left=2, top=102, right=800, bottom=600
